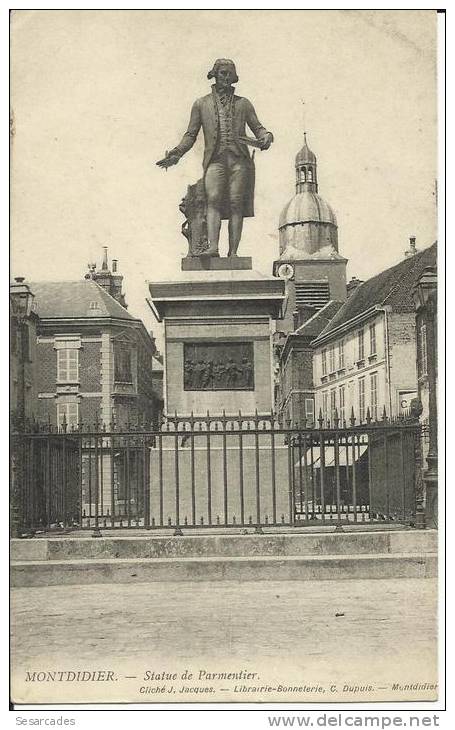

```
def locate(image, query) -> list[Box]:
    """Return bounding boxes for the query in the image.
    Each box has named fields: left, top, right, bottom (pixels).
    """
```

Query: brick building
left=312, top=242, right=437, bottom=424
left=276, top=301, right=342, bottom=426
left=31, top=253, right=163, bottom=429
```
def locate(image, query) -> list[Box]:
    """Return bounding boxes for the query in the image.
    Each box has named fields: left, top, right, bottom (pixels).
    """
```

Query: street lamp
left=10, top=277, right=35, bottom=537
left=10, top=277, right=35, bottom=427
left=412, top=266, right=438, bottom=528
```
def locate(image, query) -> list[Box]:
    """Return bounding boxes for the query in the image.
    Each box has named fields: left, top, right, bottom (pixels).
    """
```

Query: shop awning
left=300, top=443, right=368, bottom=468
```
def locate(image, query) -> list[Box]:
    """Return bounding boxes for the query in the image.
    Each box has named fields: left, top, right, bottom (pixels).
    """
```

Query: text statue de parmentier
left=156, top=59, right=274, bottom=258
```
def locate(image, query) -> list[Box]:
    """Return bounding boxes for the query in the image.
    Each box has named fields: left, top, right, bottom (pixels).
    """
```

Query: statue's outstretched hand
left=259, top=132, right=274, bottom=151
left=156, top=151, right=180, bottom=169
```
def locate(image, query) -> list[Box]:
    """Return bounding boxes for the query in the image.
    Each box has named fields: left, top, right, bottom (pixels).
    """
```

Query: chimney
left=293, top=305, right=317, bottom=331
left=101, top=246, right=109, bottom=271
left=404, top=236, right=418, bottom=258
left=85, top=249, right=128, bottom=309
left=347, top=276, right=363, bottom=298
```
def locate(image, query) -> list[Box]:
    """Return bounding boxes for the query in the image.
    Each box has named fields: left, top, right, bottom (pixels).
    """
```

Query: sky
left=11, top=10, right=437, bottom=344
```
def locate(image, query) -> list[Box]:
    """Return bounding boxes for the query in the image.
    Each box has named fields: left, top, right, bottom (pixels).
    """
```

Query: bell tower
left=273, top=131, right=347, bottom=334
left=295, top=132, right=318, bottom=194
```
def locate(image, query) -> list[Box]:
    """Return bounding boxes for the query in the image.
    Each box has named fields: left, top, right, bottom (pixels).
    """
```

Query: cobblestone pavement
left=11, top=578, right=438, bottom=704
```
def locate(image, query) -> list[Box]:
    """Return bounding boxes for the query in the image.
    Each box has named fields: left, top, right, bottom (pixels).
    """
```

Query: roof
left=295, top=134, right=317, bottom=166
left=29, top=280, right=135, bottom=320
left=279, top=191, right=337, bottom=229
left=295, top=300, right=345, bottom=338
left=316, top=242, right=437, bottom=339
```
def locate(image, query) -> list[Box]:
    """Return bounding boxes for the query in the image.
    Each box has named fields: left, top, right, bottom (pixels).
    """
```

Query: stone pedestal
left=181, top=256, right=252, bottom=271
left=147, top=263, right=285, bottom=417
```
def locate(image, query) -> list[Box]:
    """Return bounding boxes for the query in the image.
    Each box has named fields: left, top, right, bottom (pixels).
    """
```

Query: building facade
left=276, top=301, right=343, bottom=426
left=31, top=255, right=163, bottom=429
left=312, top=243, right=437, bottom=424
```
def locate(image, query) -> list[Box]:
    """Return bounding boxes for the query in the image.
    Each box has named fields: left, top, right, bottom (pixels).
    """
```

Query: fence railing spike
left=350, top=407, right=356, bottom=426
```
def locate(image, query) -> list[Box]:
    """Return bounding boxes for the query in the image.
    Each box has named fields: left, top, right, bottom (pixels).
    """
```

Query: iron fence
left=10, top=409, right=423, bottom=535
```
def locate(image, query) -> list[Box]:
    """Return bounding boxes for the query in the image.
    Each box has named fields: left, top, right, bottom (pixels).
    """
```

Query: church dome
left=278, top=133, right=339, bottom=258
left=279, top=192, right=337, bottom=229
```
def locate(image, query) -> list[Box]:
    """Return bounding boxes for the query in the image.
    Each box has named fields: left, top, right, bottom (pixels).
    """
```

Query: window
left=304, top=398, right=315, bottom=426
left=369, top=323, right=377, bottom=356
left=321, top=349, right=327, bottom=376
left=57, top=348, right=79, bottom=382
left=338, top=340, right=345, bottom=369
left=322, top=391, right=328, bottom=423
left=420, top=324, right=428, bottom=376
left=57, top=402, right=79, bottom=429
left=339, top=385, right=346, bottom=424
left=330, top=388, right=337, bottom=422
left=299, top=168, right=306, bottom=183
left=370, top=373, right=378, bottom=420
left=358, top=328, right=365, bottom=361
left=115, top=341, right=132, bottom=383
left=329, top=346, right=336, bottom=373
left=358, top=378, right=366, bottom=422
left=307, top=167, right=313, bottom=182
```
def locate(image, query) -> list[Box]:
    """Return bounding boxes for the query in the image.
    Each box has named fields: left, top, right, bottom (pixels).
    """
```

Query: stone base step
left=11, top=552, right=437, bottom=587
left=11, top=530, right=437, bottom=563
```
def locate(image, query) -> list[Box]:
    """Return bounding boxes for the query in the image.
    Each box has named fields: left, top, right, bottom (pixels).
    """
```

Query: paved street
left=11, top=577, right=438, bottom=704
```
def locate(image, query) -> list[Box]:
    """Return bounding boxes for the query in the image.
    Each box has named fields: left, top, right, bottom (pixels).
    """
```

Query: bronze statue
left=157, top=59, right=273, bottom=257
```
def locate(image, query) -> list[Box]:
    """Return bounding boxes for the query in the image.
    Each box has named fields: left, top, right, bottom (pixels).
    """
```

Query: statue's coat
left=172, top=87, right=269, bottom=219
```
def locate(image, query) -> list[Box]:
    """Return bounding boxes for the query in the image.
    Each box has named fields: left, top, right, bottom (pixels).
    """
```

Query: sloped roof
left=317, top=242, right=437, bottom=338
left=29, top=280, right=135, bottom=320
left=295, top=300, right=345, bottom=339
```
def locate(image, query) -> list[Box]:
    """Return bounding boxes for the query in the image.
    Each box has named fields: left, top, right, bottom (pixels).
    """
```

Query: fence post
left=10, top=432, right=24, bottom=538
left=412, top=419, right=427, bottom=530
left=287, top=419, right=295, bottom=527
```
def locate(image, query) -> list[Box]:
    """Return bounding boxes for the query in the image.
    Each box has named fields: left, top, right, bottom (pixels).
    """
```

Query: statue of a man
left=157, top=59, right=274, bottom=257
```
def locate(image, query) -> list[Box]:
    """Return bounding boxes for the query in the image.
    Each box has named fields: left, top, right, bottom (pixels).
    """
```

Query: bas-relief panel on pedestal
left=183, top=342, right=254, bottom=391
